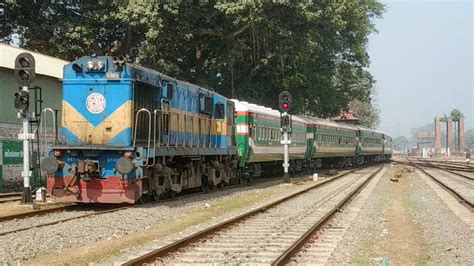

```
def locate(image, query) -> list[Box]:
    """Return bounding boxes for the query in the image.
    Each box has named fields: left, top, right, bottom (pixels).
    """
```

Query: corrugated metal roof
left=0, top=43, right=69, bottom=80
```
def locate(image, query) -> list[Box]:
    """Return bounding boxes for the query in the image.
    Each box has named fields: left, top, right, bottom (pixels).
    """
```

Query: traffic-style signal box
left=278, top=91, right=292, bottom=112
left=14, top=52, right=36, bottom=87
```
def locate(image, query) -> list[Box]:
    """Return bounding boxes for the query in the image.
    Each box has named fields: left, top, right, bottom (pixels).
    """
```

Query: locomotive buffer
left=278, top=91, right=293, bottom=183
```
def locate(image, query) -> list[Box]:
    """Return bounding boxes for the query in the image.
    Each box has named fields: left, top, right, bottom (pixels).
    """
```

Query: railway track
left=407, top=160, right=474, bottom=211
left=411, top=159, right=474, bottom=173
left=0, top=171, right=334, bottom=239
left=122, top=166, right=383, bottom=265
left=0, top=192, right=22, bottom=203
left=0, top=205, right=129, bottom=237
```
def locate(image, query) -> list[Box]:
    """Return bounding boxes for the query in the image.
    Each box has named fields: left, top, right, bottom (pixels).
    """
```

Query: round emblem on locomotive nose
left=86, top=93, right=106, bottom=114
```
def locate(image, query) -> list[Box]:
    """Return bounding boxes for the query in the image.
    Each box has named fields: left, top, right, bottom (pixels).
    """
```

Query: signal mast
left=278, top=91, right=292, bottom=183
left=14, top=53, right=36, bottom=204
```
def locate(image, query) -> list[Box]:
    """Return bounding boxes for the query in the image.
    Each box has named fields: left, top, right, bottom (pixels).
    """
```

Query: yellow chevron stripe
left=62, top=101, right=133, bottom=144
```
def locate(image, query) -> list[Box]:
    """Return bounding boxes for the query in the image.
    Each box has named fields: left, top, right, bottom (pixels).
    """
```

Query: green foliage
left=466, top=129, right=474, bottom=150
left=392, top=136, right=410, bottom=152
left=2, top=0, right=384, bottom=117
left=348, top=99, right=380, bottom=128
left=450, top=108, right=464, bottom=121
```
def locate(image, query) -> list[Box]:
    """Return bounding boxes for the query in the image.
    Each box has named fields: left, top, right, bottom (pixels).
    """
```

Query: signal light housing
left=14, top=53, right=36, bottom=87
left=14, top=91, right=29, bottom=111
left=281, top=114, right=291, bottom=128
left=278, top=91, right=292, bottom=112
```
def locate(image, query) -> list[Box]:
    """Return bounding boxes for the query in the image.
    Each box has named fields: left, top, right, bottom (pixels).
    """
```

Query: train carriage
left=300, top=116, right=358, bottom=168
left=232, top=100, right=307, bottom=177
left=383, top=134, right=393, bottom=160
left=357, top=127, right=385, bottom=162
left=44, top=56, right=237, bottom=203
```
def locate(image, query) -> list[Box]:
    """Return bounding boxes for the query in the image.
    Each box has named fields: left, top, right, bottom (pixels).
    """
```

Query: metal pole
left=282, top=111, right=290, bottom=183
left=20, top=85, right=33, bottom=204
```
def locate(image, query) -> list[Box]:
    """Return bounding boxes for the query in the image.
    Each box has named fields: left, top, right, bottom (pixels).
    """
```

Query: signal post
left=278, top=91, right=292, bottom=183
left=14, top=53, right=36, bottom=204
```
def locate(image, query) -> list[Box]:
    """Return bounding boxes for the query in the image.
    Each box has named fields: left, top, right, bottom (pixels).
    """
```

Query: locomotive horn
left=117, top=55, right=126, bottom=66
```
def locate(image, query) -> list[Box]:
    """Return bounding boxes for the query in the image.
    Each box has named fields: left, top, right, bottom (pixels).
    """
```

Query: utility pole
left=14, top=53, right=36, bottom=205
left=278, top=91, right=292, bottom=183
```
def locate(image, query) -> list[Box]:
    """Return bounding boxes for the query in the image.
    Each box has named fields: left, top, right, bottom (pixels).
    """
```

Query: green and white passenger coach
left=232, top=100, right=391, bottom=178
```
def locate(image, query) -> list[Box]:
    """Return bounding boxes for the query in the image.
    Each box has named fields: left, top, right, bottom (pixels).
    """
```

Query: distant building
left=331, top=111, right=359, bottom=125
left=0, top=43, right=68, bottom=139
left=416, top=131, right=435, bottom=150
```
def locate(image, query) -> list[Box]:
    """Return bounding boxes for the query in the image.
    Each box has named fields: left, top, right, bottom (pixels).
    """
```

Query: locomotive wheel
left=137, top=195, right=148, bottom=204
left=201, top=177, right=210, bottom=193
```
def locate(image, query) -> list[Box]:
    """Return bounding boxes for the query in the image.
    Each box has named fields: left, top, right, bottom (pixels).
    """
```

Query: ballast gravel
left=0, top=175, right=316, bottom=263
left=328, top=164, right=473, bottom=265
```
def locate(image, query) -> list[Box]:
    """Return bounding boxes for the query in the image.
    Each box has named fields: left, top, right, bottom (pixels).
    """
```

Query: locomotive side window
left=215, top=103, right=225, bottom=119
left=167, top=83, right=174, bottom=99
left=199, top=94, right=213, bottom=114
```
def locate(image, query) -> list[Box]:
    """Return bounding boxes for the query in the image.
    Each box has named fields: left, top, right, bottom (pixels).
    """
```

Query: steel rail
left=407, top=160, right=473, bottom=211
left=442, top=169, right=474, bottom=181
left=411, top=159, right=474, bottom=172
left=0, top=205, right=130, bottom=237
left=0, top=192, right=22, bottom=198
left=122, top=168, right=364, bottom=266
left=0, top=204, right=78, bottom=222
left=272, top=165, right=384, bottom=265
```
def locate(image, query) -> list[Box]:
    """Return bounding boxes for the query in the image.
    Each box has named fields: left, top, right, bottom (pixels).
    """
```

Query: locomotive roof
left=231, top=99, right=306, bottom=124
left=130, top=63, right=216, bottom=95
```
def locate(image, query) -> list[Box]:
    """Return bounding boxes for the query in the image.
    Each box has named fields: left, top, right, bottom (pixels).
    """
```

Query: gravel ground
left=0, top=174, right=321, bottom=263
left=329, top=164, right=473, bottom=265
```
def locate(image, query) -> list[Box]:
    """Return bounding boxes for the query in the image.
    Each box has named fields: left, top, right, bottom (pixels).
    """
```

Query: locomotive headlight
left=87, top=61, right=94, bottom=70
left=41, top=157, right=59, bottom=175
left=116, top=157, right=135, bottom=175
left=95, top=60, right=104, bottom=70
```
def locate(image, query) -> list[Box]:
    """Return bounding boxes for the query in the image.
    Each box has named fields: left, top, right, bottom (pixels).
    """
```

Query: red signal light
left=124, top=151, right=133, bottom=158
left=282, top=103, right=289, bottom=109
left=54, top=150, right=62, bottom=157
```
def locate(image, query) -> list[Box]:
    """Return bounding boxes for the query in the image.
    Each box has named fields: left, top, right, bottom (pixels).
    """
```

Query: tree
left=347, top=99, right=380, bottom=128
left=466, top=129, right=474, bottom=150
left=2, top=0, right=385, bottom=117
left=392, top=136, right=410, bottom=152
left=450, top=108, right=464, bottom=121
left=450, top=108, right=464, bottom=152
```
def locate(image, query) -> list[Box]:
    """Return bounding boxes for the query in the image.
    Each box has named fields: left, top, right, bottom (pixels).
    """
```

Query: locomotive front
left=42, top=56, right=141, bottom=203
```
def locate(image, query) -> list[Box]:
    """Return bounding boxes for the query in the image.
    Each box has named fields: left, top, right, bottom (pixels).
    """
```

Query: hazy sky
left=369, top=0, right=473, bottom=138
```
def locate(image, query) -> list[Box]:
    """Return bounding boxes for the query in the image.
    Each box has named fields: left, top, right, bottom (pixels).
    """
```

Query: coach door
left=227, top=101, right=235, bottom=147
left=160, top=99, right=171, bottom=147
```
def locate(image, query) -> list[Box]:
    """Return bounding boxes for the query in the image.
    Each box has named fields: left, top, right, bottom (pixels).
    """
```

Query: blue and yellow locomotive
left=43, top=56, right=237, bottom=203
